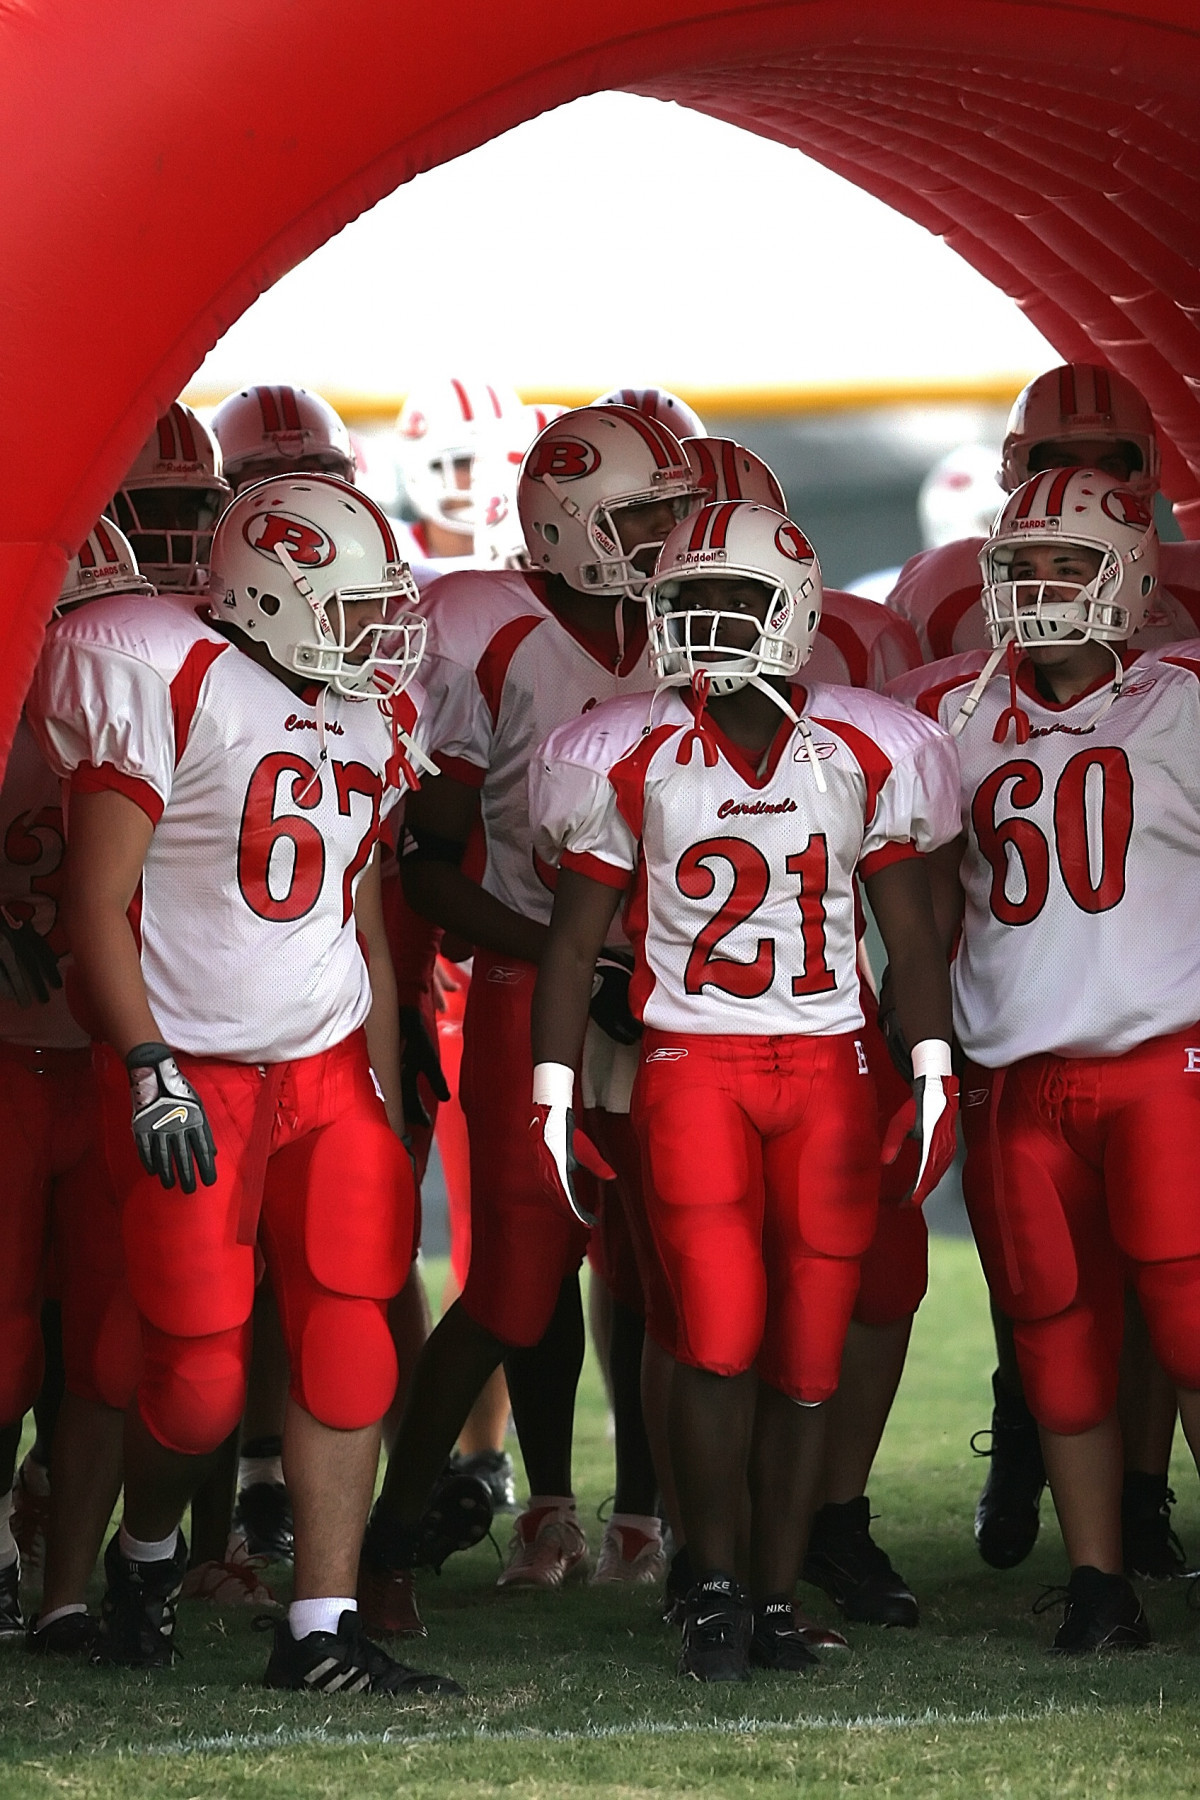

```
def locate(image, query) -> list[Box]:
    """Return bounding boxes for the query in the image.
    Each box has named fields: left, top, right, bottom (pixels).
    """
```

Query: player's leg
left=973, top=1301, right=1046, bottom=1568
left=12, top=1301, right=64, bottom=1577
left=231, top=1281, right=293, bottom=1561
left=1118, top=1288, right=1185, bottom=1579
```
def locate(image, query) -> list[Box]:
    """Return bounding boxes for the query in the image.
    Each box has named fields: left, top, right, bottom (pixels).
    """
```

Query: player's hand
left=875, top=963, right=913, bottom=1084
left=0, top=906, right=63, bottom=1008
left=530, top=1061, right=598, bottom=1227
left=589, top=949, right=642, bottom=1046
left=398, top=1004, right=451, bottom=1129
left=880, top=1039, right=959, bottom=1208
left=126, top=1041, right=218, bottom=1195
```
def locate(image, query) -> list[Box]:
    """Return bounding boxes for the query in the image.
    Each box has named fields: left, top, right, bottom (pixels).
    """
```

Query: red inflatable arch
left=2, top=0, right=1199, bottom=767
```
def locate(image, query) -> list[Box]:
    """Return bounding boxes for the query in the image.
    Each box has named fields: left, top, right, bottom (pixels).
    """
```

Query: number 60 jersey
left=531, top=684, right=960, bottom=1037
left=28, top=592, right=427, bottom=1064
left=887, top=647, right=1200, bottom=1068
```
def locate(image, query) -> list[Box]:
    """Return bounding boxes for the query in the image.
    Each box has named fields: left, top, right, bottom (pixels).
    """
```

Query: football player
left=888, top=469, right=1200, bottom=1650
left=596, top=386, right=706, bottom=441
left=29, top=475, right=459, bottom=1697
left=529, top=499, right=961, bottom=1678
left=356, top=405, right=706, bottom=1629
left=212, top=384, right=356, bottom=492
left=393, top=376, right=523, bottom=561
left=110, top=401, right=230, bottom=594
left=0, top=524, right=149, bottom=1656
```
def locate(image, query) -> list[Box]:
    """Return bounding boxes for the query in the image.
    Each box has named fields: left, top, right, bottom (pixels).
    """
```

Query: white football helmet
left=57, top=518, right=154, bottom=614
left=1001, top=364, right=1159, bottom=496
left=212, top=385, right=355, bottom=491
left=682, top=437, right=786, bottom=511
left=980, top=468, right=1159, bottom=648
left=646, top=502, right=822, bottom=695
left=112, top=402, right=231, bottom=592
left=919, top=444, right=1005, bottom=548
left=595, top=386, right=706, bottom=440
left=394, top=377, right=522, bottom=536
left=208, top=474, right=425, bottom=699
left=518, top=406, right=703, bottom=597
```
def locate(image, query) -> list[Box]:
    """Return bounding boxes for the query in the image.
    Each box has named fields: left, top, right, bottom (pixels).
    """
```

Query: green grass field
left=4, top=1238, right=1200, bottom=1798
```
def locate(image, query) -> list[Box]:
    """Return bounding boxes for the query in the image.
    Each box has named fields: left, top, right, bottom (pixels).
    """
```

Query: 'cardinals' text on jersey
left=0, top=714, right=87, bottom=1050
left=29, top=593, right=427, bottom=1063
left=531, top=684, right=960, bottom=1037
left=888, top=646, right=1200, bottom=1065
left=886, top=537, right=1200, bottom=663
left=417, top=567, right=656, bottom=926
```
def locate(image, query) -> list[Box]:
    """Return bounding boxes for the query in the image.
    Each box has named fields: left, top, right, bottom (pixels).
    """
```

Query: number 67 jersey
left=28, top=592, right=426, bottom=1064
left=887, top=647, right=1200, bottom=1067
left=531, top=684, right=960, bottom=1036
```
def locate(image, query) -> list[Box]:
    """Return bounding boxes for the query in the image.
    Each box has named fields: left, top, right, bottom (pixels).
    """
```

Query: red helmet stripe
left=719, top=440, right=743, bottom=500
left=1093, top=367, right=1112, bottom=414
left=76, top=534, right=96, bottom=568
left=484, top=385, right=504, bottom=419
left=94, top=520, right=120, bottom=562
left=156, top=415, right=176, bottom=459
left=1058, top=365, right=1078, bottom=418
left=1043, top=468, right=1074, bottom=517
left=688, top=505, right=715, bottom=553
left=600, top=405, right=677, bottom=470
left=173, top=404, right=198, bottom=461
left=450, top=378, right=474, bottom=423
left=1013, top=471, right=1048, bottom=519
left=279, top=386, right=303, bottom=431
left=705, top=501, right=739, bottom=550
left=257, top=386, right=281, bottom=432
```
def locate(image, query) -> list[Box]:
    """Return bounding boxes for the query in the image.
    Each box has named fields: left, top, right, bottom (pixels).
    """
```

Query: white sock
left=36, top=1603, right=87, bottom=1631
left=526, top=1495, right=575, bottom=1516
left=0, top=1496, right=16, bottom=1567
left=238, top=1454, right=284, bottom=1489
left=118, top=1524, right=179, bottom=1564
left=609, top=1512, right=662, bottom=1537
left=289, top=1596, right=356, bottom=1640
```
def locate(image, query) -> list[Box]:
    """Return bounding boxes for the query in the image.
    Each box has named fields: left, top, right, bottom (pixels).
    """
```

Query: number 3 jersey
left=531, top=684, right=960, bottom=1037
left=28, top=592, right=427, bottom=1064
left=887, top=647, right=1200, bottom=1067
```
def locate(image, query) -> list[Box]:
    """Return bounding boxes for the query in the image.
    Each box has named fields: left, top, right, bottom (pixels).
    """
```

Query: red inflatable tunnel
left=2, top=0, right=1199, bottom=768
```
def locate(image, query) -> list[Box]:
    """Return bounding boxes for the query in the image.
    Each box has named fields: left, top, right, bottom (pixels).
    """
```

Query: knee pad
left=1133, top=1258, right=1200, bottom=1391
left=854, top=1205, right=928, bottom=1326
left=1012, top=1307, right=1118, bottom=1435
left=293, top=1293, right=396, bottom=1430
left=304, top=1117, right=412, bottom=1299
left=0, top=1309, right=43, bottom=1424
left=138, top=1321, right=249, bottom=1456
left=67, top=1287, right=142, bottom=1411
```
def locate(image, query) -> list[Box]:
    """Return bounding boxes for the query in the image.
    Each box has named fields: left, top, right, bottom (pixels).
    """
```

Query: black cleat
left=448, top=1448, right=517, bottom=1514
left=234, top=1480, right=295, bottom=1563
left=1122, top=1473, right=1189, bottom=1581
left=260, top=1610, right=463, bottom=1695
left=972, top=1371, right=1046, bottom=1569
left=678, top=1576, right=752, bottom=1682
left=93, top=1531, right=187, bottom=1667
left=0, top=1556, right=24, bottom=1640
left=364, top=1474, right=493, bottom=1577
left=749, top=1597, right=820, bottom=1671
left=804, top=1496, right=918, bottom=1627
left=1037, top=1566, right=1151, bottom=1653
left=27, top=1611, right=101, bottom=1657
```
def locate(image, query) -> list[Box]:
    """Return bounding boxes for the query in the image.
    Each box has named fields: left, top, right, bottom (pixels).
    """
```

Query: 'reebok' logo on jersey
left=243, top=511, right=336, bottom=567
left=527, top=438, right=600, bottom=482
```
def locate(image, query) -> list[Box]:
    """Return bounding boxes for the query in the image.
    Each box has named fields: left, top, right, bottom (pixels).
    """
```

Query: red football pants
left=962, top=1024, right=1200, bottom=1435
left=459, top=950, right=589, bottom=1346
left=583, top=1105, right=677, bottom=1347
left=855, top=999, right=928, bottom=1326
left=0, top=1043, right=138, bottom=1419
left=97, top=1030, right=414, bottom=1455
left=631, top=1028, right=880, bottom=1404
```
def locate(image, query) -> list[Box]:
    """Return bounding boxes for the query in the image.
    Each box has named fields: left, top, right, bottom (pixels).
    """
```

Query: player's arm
left=61, top=786, right=216, bottom=1193
left=400, top=771, right=547, bottom=964
left=353, top=844, right=405, bottom=1140
left=925, top=834, right=967, bottom=958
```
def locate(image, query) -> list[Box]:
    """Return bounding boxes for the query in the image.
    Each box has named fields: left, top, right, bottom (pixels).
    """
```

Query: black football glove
left=0, top=906, right=63, bottom=1008
left=126, top=1041, right=218, bottom=1194
left=589, top=949, right=641, bottom=1046
left=397, top=1004, right=451, bottom=1130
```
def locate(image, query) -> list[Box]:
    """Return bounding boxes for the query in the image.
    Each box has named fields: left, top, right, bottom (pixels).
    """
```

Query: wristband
left=911, top=1039, right=953, bottom=1081
left=532, top=1061, right=574, bottom=1108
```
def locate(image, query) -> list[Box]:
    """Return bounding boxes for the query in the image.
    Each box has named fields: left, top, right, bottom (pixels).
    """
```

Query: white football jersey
left=531, top=684, right=960, bottom=1037
left=417, top=567, right=656, bottom=927
left=0, top=713, right=88, bottom=1050
left=810, top=589, right=922, bottom=691
left=885, top=537, right=1200, bottom=663
left=887, top=645, right=1200, bottom=1066
left=29, top=593, right=426, bottom=1064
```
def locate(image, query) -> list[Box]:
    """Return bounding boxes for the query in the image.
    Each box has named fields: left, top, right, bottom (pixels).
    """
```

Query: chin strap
left=952, top=634, right=1128, bottom=745
left=993, top=639, right=1032, bottom=745
left=950, top=636, right=1011, bottom=738
left=747, top=675, right=827, bottom=793
left=666, top=669, right=828, bottom=793
left=296, top=684, right=331, bottom=802
left=675, top=671, right=719, bottom=767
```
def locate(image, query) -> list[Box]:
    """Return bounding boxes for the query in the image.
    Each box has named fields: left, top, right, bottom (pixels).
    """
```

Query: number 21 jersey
left=888, top=647, right=1200, bottom=1066
left=531, top=684, right=960, bottom=1037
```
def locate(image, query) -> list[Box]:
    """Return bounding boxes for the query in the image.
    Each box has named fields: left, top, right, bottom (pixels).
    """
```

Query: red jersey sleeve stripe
left=608, top=723, right=677, bottom=840
left=169, top=639, right=228, bottom=765
left=475, top=613, right=542, bottom=728
left=811, top=715, right=894, bottom=826
left=910, top=669, right=979, bottom=723
left=927, top=585, right=984, bottom=661
left=70, top=762, right=164, bottom=825
left=815, top=611, right=871, bottom=688
left=560, top=849, right=631, bottom=890
left=1162, top=654, right=1200, bottom=682
left=859, top=840, right=919, bottom=879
